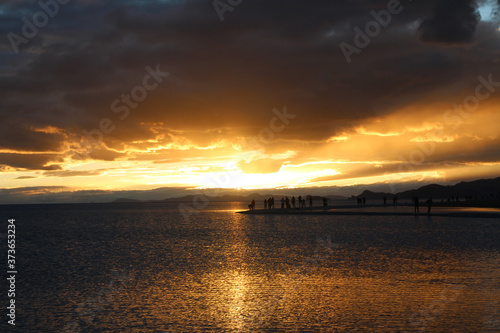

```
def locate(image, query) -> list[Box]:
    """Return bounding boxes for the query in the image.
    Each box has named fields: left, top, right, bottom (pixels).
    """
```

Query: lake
left=1, top=201, right=499, bottom=332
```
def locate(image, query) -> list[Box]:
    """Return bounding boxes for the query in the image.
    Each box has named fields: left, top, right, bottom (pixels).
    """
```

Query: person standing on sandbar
left=426, top=198, right=433, bottom=215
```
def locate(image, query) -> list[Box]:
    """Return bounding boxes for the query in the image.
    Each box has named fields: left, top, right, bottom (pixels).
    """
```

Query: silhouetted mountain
left=4, top=177, right=496, bottom=205
left=159, top=194, right=251, bottom=202
left=398, top=177, right=500, bottom=199
left=112, top=198, right=142, bottom=203
left=354, top=177, right=500, bottom=200
left=356, top=190, right=391, bottom=200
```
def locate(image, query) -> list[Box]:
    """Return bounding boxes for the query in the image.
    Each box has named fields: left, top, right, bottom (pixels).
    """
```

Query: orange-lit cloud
left=1, top=0, right=500, bottom=200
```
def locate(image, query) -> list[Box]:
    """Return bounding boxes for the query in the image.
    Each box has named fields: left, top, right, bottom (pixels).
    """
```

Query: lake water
left=1, top=202, right=499, bottom=332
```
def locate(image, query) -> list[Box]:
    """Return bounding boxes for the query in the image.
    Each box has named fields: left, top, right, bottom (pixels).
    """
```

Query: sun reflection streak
left=223, top=213, right=251, bottom=331
left=226, top=271, right=250, bottom=331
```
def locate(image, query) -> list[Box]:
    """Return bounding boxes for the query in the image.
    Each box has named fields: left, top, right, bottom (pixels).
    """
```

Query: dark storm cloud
left=0, top=153, right=63, bottom=170
left=0, top=0, right=499, bottom=171
left=0, top=120, right=67, bottom=152
left=418, top=0, right=480, bottom=43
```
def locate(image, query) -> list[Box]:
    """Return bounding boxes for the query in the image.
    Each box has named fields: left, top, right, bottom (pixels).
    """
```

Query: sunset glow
left=1, top=0, right=500, bottom=203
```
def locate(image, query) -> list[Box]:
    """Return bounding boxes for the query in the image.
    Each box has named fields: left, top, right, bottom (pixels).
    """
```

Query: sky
left=1, top=0, right=500, bottom=202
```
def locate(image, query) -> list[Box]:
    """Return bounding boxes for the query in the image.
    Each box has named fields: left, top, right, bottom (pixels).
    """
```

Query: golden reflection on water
left=222, top=270, right=250, bottom=331
left=451, top=207, right=500, bottom=213
left=11, top=202, right=500, bottom=331
left=224, top=211, right=250, bottom=331
left=199, top=212, right=499, bottom=331
left=94, top=211, right=500, bottom=332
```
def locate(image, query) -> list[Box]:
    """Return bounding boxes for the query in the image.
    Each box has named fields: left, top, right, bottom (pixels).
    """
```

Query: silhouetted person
left=393, top=196, right=398, bottom=206
left=383, top=196, right=387, bottom=205
left=264, top=199, right=268, bottom=209
left=298, top=195, right=302, bottom=208
left=281, top=197, right=285, bottom=209
left=292, top=196, right=296, bottom=208
left=248, top=199, right=255, bottom=210
left=362, top=197, right=366, bottom=206
left=309, top=196, right=313, bottom=207
left=414, top=196, right=419, bottom=214
left=426, top=198, right=433, bottom=215
left=323, top=197, right=328, bottom=207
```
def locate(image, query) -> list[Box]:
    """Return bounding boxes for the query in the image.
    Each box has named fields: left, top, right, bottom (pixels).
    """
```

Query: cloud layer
left=1, top=0, right=500, bottom=195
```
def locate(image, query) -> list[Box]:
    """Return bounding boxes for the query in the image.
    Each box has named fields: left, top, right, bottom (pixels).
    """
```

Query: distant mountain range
left=112, top=177, right=500, bottom=204
left=2, top=177, right=499, bottom=205
left=113, top=193, right=347, bottom=203
left=354, top=177, right=500, bottom=201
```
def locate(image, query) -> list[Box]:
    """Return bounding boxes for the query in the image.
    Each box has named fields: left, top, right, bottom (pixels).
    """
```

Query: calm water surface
left=1, top=202, right=499, bottom=332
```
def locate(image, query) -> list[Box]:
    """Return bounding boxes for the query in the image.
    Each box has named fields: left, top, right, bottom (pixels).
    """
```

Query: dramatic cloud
left=1, top=0, right=499, bottom=201
left=418, top=0, right=480, bottom=43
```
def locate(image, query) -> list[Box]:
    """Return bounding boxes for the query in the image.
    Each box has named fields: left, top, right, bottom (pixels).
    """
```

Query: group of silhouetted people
left=251, top=194, right=437, bottom=215
left=264, top=197, right=275, bottom=209
left=293, top=195, right=307, bottom=208
left=250, top=195, right=316, bottom=210
left=413, top=196, right=433, bottom=215
left=357, top=197, right=366, bottom=206
left=278, top=196, right=308, bottom=209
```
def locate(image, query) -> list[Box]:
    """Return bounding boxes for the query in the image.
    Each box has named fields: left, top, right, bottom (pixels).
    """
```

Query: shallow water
left=1, top=202, right=499, bottom=332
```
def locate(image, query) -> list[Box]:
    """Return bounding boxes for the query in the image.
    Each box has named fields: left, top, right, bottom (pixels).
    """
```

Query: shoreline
left=237, top=204, right=500, bottom=218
